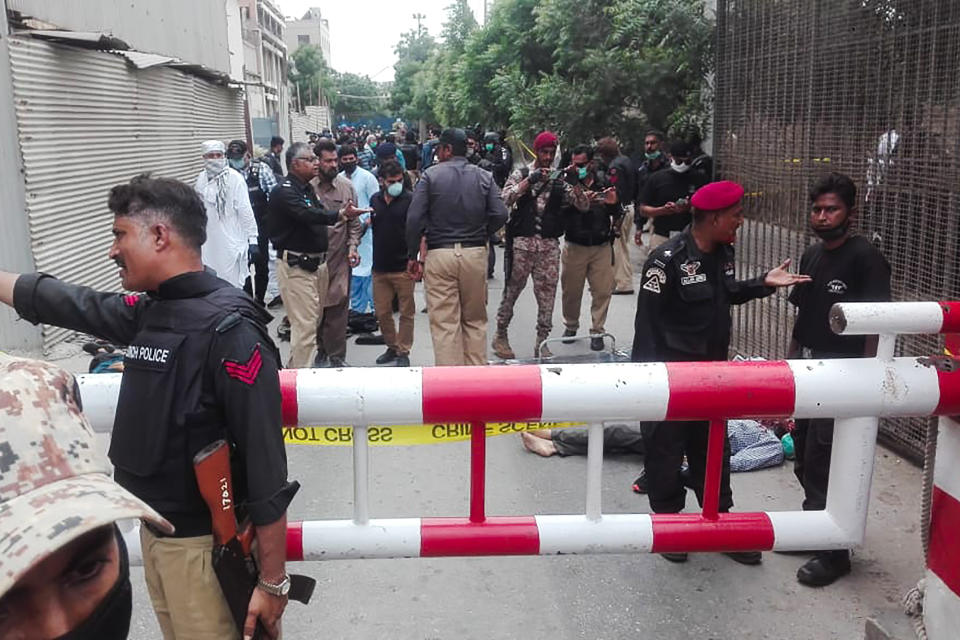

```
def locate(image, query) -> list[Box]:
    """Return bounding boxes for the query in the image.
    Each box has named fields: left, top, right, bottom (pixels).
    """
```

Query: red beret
left=533, top=131, right=558, bottom=151
left=690, top=180, right=745, bottom=212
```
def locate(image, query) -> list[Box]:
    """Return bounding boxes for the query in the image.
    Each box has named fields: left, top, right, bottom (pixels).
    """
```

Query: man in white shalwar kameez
left=195, top=140, right=258, bottom=288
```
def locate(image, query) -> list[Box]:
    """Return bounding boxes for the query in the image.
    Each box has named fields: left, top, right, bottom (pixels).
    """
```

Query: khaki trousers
left=373, top=270, right=416, bottom=355
left=561, top=241, right=614, bottom=334
left=424, top=245, right=488, bottom=365
left=277, top=254, right=328, bottom=368
left=141, top=526, right=238, bottom=640
left=612, top=205, right=634, bottom=291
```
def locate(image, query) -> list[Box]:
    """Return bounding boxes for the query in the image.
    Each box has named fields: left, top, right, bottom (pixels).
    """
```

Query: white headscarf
left=201, top=140, right=229, bottom=219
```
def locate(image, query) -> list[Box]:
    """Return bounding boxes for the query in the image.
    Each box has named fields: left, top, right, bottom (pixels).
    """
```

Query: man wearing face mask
left=639, top=141, right=708, bottom=251
left=195, top=140, right=259, bottom=289
left=632, top=181, right=809, bottom=566
left=596, top=137, right=636, bottom=295
left=339, top=144, right=380, bottom=315
left=560, top=144, right=623, bottom=351
left=786, top=173, right=890, bottom=587
left=0, top=353, right=175, bottom=640
left=226, top=140, right=278, bottom=306
left=632, top=130, right=667, bottom=246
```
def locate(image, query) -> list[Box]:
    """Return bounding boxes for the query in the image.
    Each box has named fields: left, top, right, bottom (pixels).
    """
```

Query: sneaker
left=277, top=321, right=291, bottom=342
left=492, top=334, right=515, bottom=359
left=797, top=551, right=851, bottom=587
left=313, top=353, right=328, bottom=368
left=267, top=295, right=283, bottom=308
left=562, top=329, right=577, bottom=344
left=376, top=348, right=398, bottom=365
left=396, top=354, right=411, bottom=367
left=660, top=552, right=689, bottom=563
left=329, top=357, right=349, bottom=368
left=724, top=551, right=763, bottom=565
left=590, top=336, right=604, bottom=351
left=631, top=470, right=648, bottom=494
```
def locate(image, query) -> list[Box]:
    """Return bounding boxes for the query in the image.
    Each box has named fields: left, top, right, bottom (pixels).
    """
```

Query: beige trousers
left=648, top=233, right=670, bottom=251
left=561, top=241, right=614, bottom=334
left=141, top=526, right=238, bottom=640
left=373, top=270, right=416, bottom=355
left=277, top=254, right=328, bottom=368
left=424, top=245, right=488, bottom=365
left=612, top=205, right=635, bottom=291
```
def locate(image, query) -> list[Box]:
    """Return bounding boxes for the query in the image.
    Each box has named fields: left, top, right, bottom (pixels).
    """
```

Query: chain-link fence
left=714, top=0, right=960, bottom=461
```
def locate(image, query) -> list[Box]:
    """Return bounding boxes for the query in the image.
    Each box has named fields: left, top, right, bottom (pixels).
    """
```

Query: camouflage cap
left=0, top=353, right=173, bottom=596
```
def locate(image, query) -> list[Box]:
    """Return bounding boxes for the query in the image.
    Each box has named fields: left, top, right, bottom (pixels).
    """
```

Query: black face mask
left=54, top=527, right=132, bottom=640
left=812, top=218, right=850, bottom=242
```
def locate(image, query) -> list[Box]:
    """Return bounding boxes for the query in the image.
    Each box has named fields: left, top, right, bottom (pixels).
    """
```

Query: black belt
left=283, top=250, right=327, bottom=273
left=428, top=240, right=486, bottom=250
left=143, top=512, right=212, bottom=538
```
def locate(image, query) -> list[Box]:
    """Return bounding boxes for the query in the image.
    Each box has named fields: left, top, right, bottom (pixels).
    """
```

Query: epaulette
left=216, top=312, right=243, bottom=334
left=651, top=237, right=684, bottom=268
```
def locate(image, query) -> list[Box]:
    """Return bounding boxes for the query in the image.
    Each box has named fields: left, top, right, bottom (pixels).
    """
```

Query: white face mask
left=205, top=157, right=227, bottom=177
left=671, top=160, right=691, bottom=174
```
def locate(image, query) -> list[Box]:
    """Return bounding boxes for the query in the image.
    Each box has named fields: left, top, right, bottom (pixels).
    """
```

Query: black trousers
left=792, top=418, right=834, bottom=511
left=242, top=233, right=269, bottom=303
left=641, top=420, right=733, bottom=514
left=487, top=234, right=497, bottom=277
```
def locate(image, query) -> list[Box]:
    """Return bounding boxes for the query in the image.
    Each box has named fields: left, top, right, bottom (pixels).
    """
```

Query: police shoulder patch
left=223, top=343, right=262, bottom=385
left=642, top=267, right=666, bottom=294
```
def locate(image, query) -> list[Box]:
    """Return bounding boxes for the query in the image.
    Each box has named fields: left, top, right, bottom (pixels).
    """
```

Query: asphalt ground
left=41, top=240, right=923, bottom=639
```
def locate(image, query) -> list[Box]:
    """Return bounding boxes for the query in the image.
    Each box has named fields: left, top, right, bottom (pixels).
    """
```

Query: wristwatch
left=257, top=574, right=291, bottom=597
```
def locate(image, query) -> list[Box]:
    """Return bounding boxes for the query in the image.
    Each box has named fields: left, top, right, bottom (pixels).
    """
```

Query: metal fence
left=714, top=0, right=960, bottom=461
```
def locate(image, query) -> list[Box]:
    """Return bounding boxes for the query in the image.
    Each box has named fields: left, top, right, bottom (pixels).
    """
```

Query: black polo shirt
left=641, top=168, right=707, bottom=237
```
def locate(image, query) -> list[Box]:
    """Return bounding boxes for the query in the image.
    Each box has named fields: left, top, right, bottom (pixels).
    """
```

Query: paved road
left=62, top=241, right=922, bottom=639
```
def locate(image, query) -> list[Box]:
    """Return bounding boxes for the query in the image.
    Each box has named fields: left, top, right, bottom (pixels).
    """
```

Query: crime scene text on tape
left=282, top=421, right=586, bottom=446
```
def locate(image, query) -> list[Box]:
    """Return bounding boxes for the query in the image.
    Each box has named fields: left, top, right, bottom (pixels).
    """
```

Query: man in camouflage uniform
left=493, top=131, right=590, bottom=359
left=0, top=353, right=174, bottom=638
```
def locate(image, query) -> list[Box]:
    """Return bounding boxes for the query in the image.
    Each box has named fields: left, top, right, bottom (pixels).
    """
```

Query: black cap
left=439, top=128, right=466, bottom=146
left=226, top=139, right=247, bottom=158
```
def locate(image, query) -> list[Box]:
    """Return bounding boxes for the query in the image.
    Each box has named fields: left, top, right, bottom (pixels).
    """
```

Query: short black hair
left=338, top=143, right=358, bottom=158
left=809, top=172, right=857, bottom=210
left=405, top=130, right=417, bottom=143
left=379, top=159, right=404, bottom=178
left=669, top=141, right=693, bottom=157
left=571, top=144, right=594, bottom=160
left=314, top=139, right=337, bottom=156
left=439, top=128, right=467, bottom=156
left=645, top=130, right=664, bottom=141
left=270, top=136, right=284, bottom=148
left=107, top=174, right=206, bottom=252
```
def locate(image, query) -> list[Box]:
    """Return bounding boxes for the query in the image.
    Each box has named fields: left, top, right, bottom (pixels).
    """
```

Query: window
left=298, top=34, right=310, bottom=45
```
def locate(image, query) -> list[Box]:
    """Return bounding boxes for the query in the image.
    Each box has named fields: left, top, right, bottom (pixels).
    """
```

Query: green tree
left=289, top=45, right=336, bottom=108
left=333, top=72, right=389, bottom=121
left=390, top=27, right=438, bottom=122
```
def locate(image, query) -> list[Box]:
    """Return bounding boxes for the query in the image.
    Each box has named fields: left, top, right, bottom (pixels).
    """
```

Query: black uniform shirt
left=371, top=189, right=412, bottom=273
left=268, top=173, right=340, bottom=253
left=641, top=168, right=707, bottom=237
left=13, top=269, right=298, bottom=534
left=788, top=235, right=891, bottom=356
left=606, top=155, right=635, bottom=210
left=632, top=229, right=774, bottom=362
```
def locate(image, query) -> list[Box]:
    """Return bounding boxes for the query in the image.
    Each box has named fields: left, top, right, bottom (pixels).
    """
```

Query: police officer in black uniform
left=267, top=141, right=366, bottom=369
left=227, top=139, right=275, bottom=306
left=787, top=173, right=891, bottom=587
left=631, top=180, right=810, bottom=566
left=0, top=175, right=296, bottom=639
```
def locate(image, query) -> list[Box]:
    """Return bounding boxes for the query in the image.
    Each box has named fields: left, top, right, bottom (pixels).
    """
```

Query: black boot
left=797, top=550, right=851, bottom=587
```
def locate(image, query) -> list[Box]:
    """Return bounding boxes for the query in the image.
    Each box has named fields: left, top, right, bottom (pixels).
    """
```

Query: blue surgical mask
left=577, top=167, right=589, bottom=180
left=386, top=182, right=403, bottom=197
left=228, top=158, right=246, bottom=170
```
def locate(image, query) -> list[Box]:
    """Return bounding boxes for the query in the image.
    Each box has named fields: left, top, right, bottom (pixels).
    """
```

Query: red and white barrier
left=924, top=416, right=960, bottom=637
left=82, top=303, right=959, bottom=583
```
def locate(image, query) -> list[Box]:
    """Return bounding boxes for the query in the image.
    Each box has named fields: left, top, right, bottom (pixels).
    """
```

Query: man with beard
left=787, top=173, right=891, bottom=587
left=263, top=136, right=285, bottom=179
left=0, top=353, right=174, bottom=640
left=195, top=140, right=259, bottom=288
left=596, top=137, right=637, bottom=295
left=632, top=180, right=809, bottom=566
left=313, top=139, right=366, bottom=367
left=632, top=130, right=667, bottom=247
left=0, top=175, right=299, bottom=638
left=339, top=143, right=379, bottom=315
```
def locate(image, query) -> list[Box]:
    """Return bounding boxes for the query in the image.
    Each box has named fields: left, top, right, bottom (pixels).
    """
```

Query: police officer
left=0, top=174, right=300, bottom=639
left=267, top=141, right=366, bottom=368
left=227, top=139, right=277, bottom=306
left=631, top=180, right=809, bottom=565
left=787, top=172, right=891, bottom=587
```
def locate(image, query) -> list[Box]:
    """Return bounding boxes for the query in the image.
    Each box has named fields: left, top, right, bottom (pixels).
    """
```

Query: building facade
left=238, top=0, right=290, bottom=149
left=284, top=6, right=330, bottom=63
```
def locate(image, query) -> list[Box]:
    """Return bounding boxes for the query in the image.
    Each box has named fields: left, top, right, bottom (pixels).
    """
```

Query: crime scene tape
left=283, top=421, right=587, bottom=446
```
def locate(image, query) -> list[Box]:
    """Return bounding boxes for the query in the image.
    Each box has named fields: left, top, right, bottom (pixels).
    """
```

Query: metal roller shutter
left=8, top=36, right=245, bottom=349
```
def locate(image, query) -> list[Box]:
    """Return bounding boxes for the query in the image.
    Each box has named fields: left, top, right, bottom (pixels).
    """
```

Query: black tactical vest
left=509, top=171, right=565, bottom=239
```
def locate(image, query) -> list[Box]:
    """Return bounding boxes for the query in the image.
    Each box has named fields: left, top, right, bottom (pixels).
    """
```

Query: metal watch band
left=257, top=574, right=290, bottom=596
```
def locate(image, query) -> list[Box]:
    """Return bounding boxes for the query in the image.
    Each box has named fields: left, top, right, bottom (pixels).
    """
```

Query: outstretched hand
left=764, top=259, right=811, bottom=288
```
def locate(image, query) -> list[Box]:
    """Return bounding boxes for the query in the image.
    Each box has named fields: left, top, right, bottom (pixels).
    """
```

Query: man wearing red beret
left=631, top=180, right=810, bottom=565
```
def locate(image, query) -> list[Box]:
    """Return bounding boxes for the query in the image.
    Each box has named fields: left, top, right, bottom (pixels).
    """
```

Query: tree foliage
left=391, top=0, right=714, bottom=148
left=288, top=45, right=336, bottom=107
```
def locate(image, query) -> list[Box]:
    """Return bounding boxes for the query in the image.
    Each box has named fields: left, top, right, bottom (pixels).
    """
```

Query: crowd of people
left=0, top=118, right=892, bottom=638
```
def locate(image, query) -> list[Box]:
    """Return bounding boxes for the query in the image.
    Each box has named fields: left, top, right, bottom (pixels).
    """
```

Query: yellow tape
left=282, top=421, right=586, bottom=446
